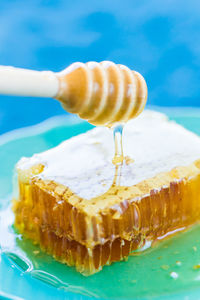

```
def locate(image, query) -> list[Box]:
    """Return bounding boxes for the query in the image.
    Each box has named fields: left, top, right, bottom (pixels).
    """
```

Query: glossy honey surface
left=13, top=166, right=200, bottom=275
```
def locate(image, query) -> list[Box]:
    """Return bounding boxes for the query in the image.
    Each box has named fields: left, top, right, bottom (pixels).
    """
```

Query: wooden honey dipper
left=0, top=61, right=147, bottom=126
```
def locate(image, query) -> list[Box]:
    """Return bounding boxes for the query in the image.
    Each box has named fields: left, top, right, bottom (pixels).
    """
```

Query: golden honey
left=13, top=160, right=200, bottom=275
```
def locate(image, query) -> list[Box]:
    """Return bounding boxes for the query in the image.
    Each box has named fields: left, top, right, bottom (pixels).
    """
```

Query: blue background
left=0, top=0, right=200, bottom=134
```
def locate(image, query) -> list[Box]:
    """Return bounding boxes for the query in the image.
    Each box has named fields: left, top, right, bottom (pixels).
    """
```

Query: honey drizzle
left=112, top=124, right=124, bottom=165
left=112, top=124, right=124, bottom=186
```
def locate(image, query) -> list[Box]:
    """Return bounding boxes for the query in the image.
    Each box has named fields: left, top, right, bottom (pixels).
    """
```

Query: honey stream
left=112, top=124, right=124, bottom=186
left=112, top=124, right=134, bottom=187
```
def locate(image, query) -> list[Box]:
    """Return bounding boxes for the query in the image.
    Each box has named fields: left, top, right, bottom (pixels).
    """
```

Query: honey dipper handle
left=0, top=66, right=59, bottom=98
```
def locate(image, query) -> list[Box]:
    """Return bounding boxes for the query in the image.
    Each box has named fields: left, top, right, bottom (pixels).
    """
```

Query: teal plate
left=1, top=107, right=200, bottom=300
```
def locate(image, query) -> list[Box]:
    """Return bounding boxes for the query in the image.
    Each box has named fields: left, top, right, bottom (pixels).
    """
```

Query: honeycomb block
left=13, top=111, right=200, bottom=275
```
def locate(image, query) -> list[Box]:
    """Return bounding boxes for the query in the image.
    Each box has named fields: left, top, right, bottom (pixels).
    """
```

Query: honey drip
left=112, top=124, right=124, bottom=187
left=112, top=124, right=124, bottom=166
left=112, top=124, right=135, bottom=187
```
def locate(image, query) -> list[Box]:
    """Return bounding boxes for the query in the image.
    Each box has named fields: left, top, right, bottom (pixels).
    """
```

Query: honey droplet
left=124, top=156, right=135, bottom=165
left=112, top=124, right=124, bottom=166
